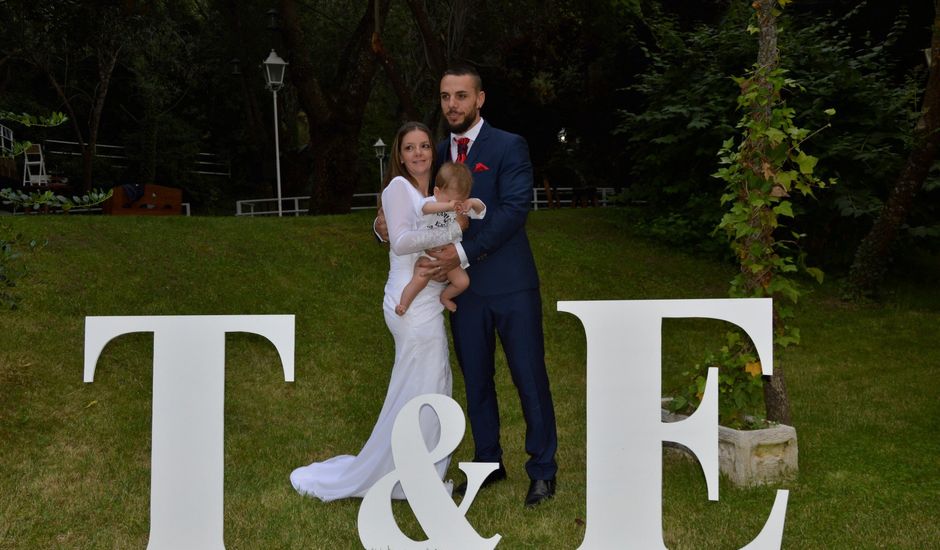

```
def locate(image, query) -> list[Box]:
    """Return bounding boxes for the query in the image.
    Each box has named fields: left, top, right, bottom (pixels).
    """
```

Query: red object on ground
left=103, top=184, right=182, bottom=216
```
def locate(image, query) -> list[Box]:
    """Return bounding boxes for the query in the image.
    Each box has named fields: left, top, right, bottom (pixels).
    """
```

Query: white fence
left=0, top=124, right=13, bottom=153
left=235, top=196, right=309, bottom=217
left=531, top=187, right=618, bottom=210
left=43, top=140, right=230, bottom=176
left=45, top=139, right=128, bottom=160
left=235, top=193, right=381, bottom=216
left=235, top=188, right=619, bottom=216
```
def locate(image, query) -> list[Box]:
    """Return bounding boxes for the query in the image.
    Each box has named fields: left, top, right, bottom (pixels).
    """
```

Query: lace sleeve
left=383, top=178, right=463, bottom=256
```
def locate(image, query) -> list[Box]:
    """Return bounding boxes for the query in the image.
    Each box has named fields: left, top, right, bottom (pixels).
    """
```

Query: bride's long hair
left=383, top=121, right=436, bottom=194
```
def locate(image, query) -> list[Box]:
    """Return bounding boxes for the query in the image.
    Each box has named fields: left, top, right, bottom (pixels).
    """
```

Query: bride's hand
left=374, top=207, right=389, bottom=242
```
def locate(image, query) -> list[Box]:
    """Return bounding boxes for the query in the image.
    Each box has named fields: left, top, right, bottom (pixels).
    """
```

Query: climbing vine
left=672, top=1, right=835, bottom=427
left=715, top=64, right=833, bottom=344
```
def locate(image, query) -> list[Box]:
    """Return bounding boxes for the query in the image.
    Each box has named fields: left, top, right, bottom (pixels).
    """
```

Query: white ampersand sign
left=358, top=393, right=502, bottom=550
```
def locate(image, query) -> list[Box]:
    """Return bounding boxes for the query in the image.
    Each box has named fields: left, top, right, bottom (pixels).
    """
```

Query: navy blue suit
left=436, top=121, right=558, bottom=480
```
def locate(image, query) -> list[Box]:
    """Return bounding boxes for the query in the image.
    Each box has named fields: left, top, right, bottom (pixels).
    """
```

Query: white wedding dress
left=290, top=176, right=464, bottom=501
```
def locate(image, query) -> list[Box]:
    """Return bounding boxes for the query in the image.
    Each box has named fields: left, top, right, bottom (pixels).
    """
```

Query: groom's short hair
left=443, top=64, right=482, bottom=91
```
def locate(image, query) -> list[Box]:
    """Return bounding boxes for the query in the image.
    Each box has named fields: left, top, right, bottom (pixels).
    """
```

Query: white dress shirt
left=449, top=117, right=485, bottom=268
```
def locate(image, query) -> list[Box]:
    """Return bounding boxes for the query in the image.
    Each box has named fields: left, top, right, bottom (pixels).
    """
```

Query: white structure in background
left=263, top=49, right=288, bottom=218
left=0, top=123, right=13, bottom=154
left=374, top=138, right=386, bottom=190
left=22, top=144, right=51, bottom=186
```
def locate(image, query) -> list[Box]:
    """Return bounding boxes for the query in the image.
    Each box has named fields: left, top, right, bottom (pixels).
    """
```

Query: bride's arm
left=383, top=178, right=462, bottom=256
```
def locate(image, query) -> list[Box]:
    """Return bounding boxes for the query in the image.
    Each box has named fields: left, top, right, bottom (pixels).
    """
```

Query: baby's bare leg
left=439, top=267, right=470, bottom=312
left=397, top=259, right=434, bottom=315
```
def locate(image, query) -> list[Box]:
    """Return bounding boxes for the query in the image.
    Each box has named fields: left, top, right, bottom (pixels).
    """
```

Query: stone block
left=662, top=405, right=798, bottom=487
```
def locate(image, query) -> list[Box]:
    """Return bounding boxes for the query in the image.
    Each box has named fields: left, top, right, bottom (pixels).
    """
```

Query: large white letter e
left=559, top=299, right=788, bottom=550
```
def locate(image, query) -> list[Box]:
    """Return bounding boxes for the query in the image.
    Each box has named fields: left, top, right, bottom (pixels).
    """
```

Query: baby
left=396, top=162, right=486, bottom=315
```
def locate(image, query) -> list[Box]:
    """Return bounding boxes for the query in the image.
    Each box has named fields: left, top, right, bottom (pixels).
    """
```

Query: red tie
left=455, top=137, right=470, bottom=164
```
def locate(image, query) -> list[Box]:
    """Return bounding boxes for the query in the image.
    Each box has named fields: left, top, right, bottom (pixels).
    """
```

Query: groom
left=426, top=65, right=558, bottom=508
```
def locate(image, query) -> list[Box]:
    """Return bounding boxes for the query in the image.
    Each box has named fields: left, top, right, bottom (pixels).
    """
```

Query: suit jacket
left=436, top=121, right=539, bottom=296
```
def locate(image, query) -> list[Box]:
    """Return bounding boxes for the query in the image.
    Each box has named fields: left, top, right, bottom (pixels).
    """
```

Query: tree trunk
left=753, top=0, right=791, bottom=425
left=43, top=71, right=85, bottom=167
left=404, top=0, right=447, bottom=78
left=278, top=0, right=389, bottom=214
left=141, top=103, right=158, bottom=185
left=221, top=0, right=271, bottom=195
left=848, top=0, right=940, bottom=297
left=404, top=0, right=471, bottom=130
left=371, top=32, right=420, bottom=122
left=80, top=47, right=120, bottom=191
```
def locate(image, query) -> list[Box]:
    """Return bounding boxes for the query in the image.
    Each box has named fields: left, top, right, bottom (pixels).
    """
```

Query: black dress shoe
left=524, top=477, right=556, bottom=507
left=454, top=462, right=507, bottom=496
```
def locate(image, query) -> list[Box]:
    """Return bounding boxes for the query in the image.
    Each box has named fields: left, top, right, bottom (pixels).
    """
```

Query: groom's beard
left=446, top=108, right=479, bottom=135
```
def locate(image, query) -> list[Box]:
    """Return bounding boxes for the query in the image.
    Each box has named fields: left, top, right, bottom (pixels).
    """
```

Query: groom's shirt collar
left=449, top=117, right=484, bottom=161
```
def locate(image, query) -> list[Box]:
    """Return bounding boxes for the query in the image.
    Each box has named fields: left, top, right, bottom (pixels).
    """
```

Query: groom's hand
left=426, top=244, right=460, bottom=282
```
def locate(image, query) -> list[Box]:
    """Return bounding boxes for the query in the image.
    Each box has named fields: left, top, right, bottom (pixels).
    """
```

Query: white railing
left=351, top=193, right=381, bottom=211
left=236, top=196, right=310, bottom=216
left=43, top=140, right=230, bottom=176
left=45, top=139, right=127, bottom=160
left=235, top=193, right=381, bottom=216
left=0, top=124, right=13, bottom=153
left=531, top=187, right=618, bottom=210
left=191, top=153, right=231, bottom=176
left=235, top=188, right=620, bottom=217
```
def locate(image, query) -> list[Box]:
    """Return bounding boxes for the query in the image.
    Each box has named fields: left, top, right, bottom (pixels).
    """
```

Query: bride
left=290, top=122, right=464, bottom=501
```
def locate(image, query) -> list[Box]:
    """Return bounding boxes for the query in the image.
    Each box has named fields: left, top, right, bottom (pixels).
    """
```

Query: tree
left=216, top=0, right=275, bottom=196
left=123, top=9, right=205, bottom=186
left=5, top=2, right=139, bottom=191
left=278, top=0, right=391, bottom=214
left=848, top=0, right=940, bottom=297
left=713, top=0, right=832, bottom=425
left=617, top=2, right=926, bottom=262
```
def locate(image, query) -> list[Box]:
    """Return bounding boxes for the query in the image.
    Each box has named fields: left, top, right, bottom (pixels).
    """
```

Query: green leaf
left=824, top=108, right=836, bottom=116
left=652, top=134, right=679, bottom=144
left=773, top=202, right=794, bottom=217
left=794, top=151, right=818, bottom=175
left=774, top=170, right=795, bottom=188
left=805, top=267, right=825, bottom=284
left=765, top=127, right=786, bottom=144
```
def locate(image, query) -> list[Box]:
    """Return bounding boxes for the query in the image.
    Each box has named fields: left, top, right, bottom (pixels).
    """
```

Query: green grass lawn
left=1, top=209, right=938, bottom=549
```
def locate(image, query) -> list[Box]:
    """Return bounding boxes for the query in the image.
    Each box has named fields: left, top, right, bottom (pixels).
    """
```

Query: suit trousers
left=451, top=287, right=558, bottom=480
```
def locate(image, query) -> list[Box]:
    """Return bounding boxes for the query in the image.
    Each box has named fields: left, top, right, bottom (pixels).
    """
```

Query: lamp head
left=263, top=49, right=288, bottom=91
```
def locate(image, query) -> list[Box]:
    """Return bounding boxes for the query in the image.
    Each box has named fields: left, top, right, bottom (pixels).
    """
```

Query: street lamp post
left=373, top=138, right=386, bottom=197
left=263, top=49, right=288, bottom=217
